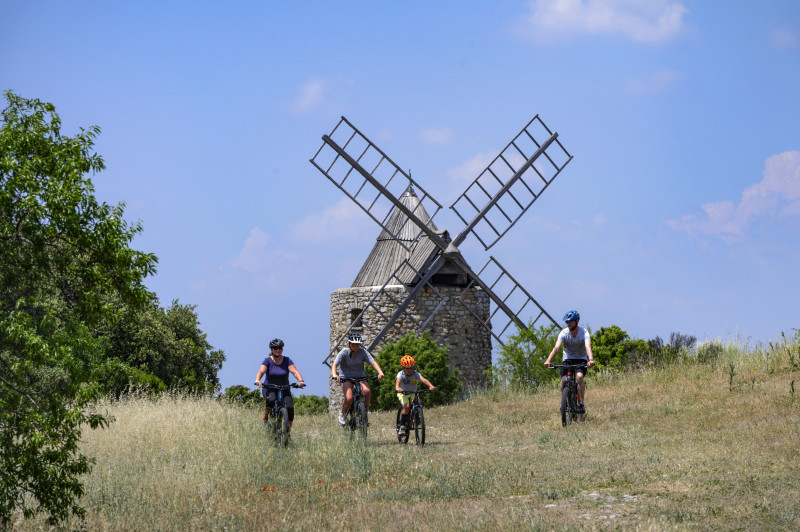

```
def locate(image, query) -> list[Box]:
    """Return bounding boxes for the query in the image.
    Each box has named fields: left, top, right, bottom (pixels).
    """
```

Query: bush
left=492, top=323, right=560, bottom=387
left=697, top=341, right=723, bottom=364
left=368, top=331, right=462, bottom=411
left=223, top=385, right=261, bottom=407
left=293, top=394, right=329, bottom=415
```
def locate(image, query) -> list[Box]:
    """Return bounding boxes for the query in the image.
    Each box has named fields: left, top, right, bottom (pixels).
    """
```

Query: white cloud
left=625, top=69, right=682, bottom=94
left=226, top=227, right=272, bottom=273
left=287, top=197, right=372, bottom=242
left=666, top=151, right=800, bottom=240
left=288, top=76, right=353, bottom=115
left=446, top=151, right=496, bottom=185
left=519, top=0, right=688, bottom=44
left=769, top=27, right=799, bottom=50
left=417, top=127, right=454, bottom=146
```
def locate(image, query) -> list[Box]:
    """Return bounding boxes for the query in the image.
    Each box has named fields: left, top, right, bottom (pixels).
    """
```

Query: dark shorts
left=560, top=359, right=588, bottom=378
left=264, top=391, right=294, bottom=421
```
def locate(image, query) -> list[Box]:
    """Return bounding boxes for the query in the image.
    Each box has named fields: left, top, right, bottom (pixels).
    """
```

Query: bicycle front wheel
left=277, top=407, right=290, bottom=447
left=356, top=400, right=368, bottom=438
left=414, top=408, right=425, bottom=446
left=561, top=386, right=570, bottom=427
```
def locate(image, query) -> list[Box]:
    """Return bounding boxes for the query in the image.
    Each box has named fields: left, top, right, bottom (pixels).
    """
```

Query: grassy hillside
left=15, top=340, right=800, bottom=530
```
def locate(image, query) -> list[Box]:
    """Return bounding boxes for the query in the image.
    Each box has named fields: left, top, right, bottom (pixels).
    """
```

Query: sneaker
left=578, top=403, right=586, bottom=413
left=398, top=425, right=407, bottom=435
left=338, top=412, right=346, bottom=426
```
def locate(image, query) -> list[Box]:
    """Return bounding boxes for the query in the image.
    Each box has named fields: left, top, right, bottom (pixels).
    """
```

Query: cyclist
left=254, top=338, right=306, bottom=429
left=330, top=333, right=384, bottom=426
left=544, top=310, right=595, bottom=412
left=395, top=355, right=434, bottom=436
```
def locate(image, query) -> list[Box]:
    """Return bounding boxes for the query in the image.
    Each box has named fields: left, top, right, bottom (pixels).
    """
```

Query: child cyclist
left=395, top=355, right=435, bottom=436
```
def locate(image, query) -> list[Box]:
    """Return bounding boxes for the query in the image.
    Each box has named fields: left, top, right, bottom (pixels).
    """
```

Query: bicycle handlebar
left=400, top=389, right=430, bottom=395
left=549, top=364, right=588, bottom=369
left=338, top=376, right=379, bottom=383
left=258, top=382, right=301, bottom=390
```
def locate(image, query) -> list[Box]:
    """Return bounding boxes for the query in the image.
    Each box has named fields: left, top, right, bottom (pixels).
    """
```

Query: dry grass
left=15, top=342, right=800, bottom=531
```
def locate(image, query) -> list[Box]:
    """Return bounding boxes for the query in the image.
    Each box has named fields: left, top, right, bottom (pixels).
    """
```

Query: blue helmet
left=563, top=310, right=580, bottom=323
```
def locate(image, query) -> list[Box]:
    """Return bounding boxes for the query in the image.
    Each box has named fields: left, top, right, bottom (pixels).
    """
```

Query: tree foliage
left=0, top=91, right=157, bottom=525
left=96, top=295, right=225, bottom=395
left=492, top=323, right=560, bottom=387
left=368, top=331, right=462, bottom=411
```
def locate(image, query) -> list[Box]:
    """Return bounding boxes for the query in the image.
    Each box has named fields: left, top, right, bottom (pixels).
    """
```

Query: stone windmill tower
left=311, top=116, right=572, bottom=409
left=328, top=187, right=491, bottom=408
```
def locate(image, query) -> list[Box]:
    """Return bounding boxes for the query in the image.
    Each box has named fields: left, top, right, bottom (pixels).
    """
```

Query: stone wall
left=327, top=285, right=491, bottom=411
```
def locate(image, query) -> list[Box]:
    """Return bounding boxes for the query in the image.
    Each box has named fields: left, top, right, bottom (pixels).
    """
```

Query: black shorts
left=263, top=390, right=295, bottom=421
left=560, top=359, right=588, bottom=378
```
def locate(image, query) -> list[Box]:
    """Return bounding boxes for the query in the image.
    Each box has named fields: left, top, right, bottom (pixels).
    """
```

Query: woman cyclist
left=544, top=310, right=595, bottom=412
left=254, top=338, right=306, bottom=428
left=395, top=355, right=434, bottom=436
left=330, top=333, right=384, bottom=426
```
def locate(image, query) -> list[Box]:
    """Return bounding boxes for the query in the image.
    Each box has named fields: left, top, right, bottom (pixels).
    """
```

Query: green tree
left=293, top=394, right=329, bottom=415
left=591, top=325, right=650, bottom=370
left=96, top=295, right=225, bottom=394
left=369, top=331, right=462, bottom=411
left=0, top=91, right=156, bottom=526
left=492, top=323, right=561, bottom=387
left=223, top=384, right=261, bottom=407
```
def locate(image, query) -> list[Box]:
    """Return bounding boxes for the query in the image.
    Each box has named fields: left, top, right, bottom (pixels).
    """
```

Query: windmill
left=310, top=115, right=572, bottom=400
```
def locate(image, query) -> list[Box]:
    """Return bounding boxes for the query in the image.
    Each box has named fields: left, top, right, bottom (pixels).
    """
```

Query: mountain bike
left=260, top=383, right=299, bottom=447
left=340, top=376, right=378, bottom=438
left=396, top=389, right=428, bottom=446
left=549, top=364, right=587, bottom=427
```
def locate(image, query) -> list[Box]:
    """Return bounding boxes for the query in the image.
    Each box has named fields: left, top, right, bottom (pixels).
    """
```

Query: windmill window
left=349, top=308, right=363, bottom=331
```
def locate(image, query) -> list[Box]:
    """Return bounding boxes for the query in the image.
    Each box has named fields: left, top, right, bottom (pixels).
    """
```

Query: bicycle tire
left=277, top=407, right=290, bottom=447
left=396, top=408, right=409, bottom=444
left=561, top=385, right=570, bottom=427
left=414, top=407, right=425, bottom=446
left=356, top=400, right=368, bottom=438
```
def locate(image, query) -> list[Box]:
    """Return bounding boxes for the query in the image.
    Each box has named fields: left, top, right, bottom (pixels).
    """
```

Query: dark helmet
left=348, top=333, right=363, bottom=344
left=563, top=310, right=580, bottom=323
left=269, top=338, right=284, bottom=349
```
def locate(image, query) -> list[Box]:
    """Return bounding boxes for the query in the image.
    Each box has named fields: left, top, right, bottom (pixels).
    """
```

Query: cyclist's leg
left=285, top=395, right=295, bottom=429
left=341, top=382, right=354, bottom=414
left=264, top=391, right=277, bottom=421
left=576, top=371, right=586, bottom=404
left=361, top=381, right=371, bottom=409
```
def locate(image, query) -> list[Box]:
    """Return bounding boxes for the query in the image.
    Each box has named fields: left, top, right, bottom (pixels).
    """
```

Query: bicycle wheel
left=356, top=400, right=368, bottom=438
left=413, top=407, right=425, bottom=446
left=561, top=385, right=570, bottom=427
left=277, top=407, right=290, bottom=447
left=396, top=408, right=409, bottom=444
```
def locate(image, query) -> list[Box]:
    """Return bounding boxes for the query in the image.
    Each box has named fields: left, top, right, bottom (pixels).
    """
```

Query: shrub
left=492, top=323, right=560, bottom=387
left=293, top=394, right=329, bottom=415
left=369, top=331, right=462, bottom=411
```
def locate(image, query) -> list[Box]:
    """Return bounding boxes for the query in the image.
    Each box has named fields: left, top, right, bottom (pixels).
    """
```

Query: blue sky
left=3, top=1, right=799, bottom=397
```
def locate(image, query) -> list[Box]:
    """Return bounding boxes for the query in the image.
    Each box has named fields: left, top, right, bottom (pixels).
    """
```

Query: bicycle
left=549, top=364, right=588, bottom=427
left=339, top=376, right=378, bottom=438
left=395, top=389, right=428, bottom=446
left=259, top=382, right=300, bottom=447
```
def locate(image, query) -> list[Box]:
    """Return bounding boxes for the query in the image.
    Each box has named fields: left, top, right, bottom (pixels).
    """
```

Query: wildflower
left=262, top=487, right=268, bottom=491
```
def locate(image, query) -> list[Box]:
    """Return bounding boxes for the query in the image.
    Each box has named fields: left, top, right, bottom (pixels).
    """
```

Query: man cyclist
left=544, top=310, right=595, bottom=412
left=330, top=333, right=384, bottom=426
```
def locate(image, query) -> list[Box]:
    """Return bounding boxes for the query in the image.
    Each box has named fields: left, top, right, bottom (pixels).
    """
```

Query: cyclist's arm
left=288, top=364, right=305, bottom=387
left=370, top=360, right=384, bottom=379
left=395, top=377, right=403, bottom=393
left=585, top=338, right=595, bottom=367
left=254, top=364, right=267, bottom=386
left=419, top=375, right=435, bottom=391
left=544, top=339, right=563, bottom=367
left=330, top=360, right=340, bottom=383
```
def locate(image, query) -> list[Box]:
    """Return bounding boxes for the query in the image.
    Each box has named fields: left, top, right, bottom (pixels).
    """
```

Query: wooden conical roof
left=352, top=187, right=444, bottom=287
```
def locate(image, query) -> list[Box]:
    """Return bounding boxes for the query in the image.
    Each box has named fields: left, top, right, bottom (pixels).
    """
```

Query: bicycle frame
left=396, top=390, right=428, bottom=445
left=340, top=376, right=376, bottom=437
left=261, top=383, right=298, bottom=446
left=550, top=364, right=587, bottom=427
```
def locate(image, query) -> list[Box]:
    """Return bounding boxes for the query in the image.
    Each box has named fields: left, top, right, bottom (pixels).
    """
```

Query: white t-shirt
left=558, top=326, right=589, bottom=361
left=396, top=369, right=422, bottom=392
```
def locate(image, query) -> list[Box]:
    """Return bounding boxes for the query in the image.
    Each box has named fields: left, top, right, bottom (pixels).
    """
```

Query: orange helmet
left=400, top=355, right=416, bottom=368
